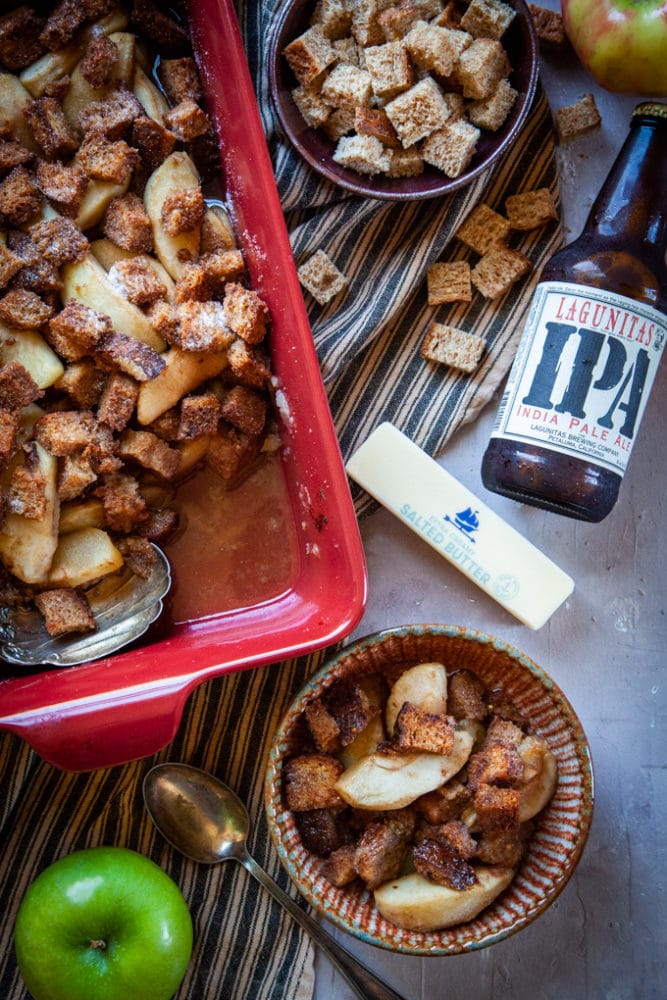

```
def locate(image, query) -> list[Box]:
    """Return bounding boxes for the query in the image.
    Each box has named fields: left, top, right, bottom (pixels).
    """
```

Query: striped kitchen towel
left=0, top=3, right=562, bottom=1000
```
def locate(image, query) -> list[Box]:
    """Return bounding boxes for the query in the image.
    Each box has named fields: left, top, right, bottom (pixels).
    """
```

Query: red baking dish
left=0, top=0, right=367, bottom=772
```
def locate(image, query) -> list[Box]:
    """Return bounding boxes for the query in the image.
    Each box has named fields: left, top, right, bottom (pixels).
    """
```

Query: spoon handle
left=241, top=854, right=407, bottom=1000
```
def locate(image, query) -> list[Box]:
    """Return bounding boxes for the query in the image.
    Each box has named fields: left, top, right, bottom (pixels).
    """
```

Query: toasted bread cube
left=447, top=669, right=488, bottom=720
left=0, top=361, right=43, bottom=408
left=297, top=808, right=347, bottom=856
left=137, top=506, right=178, bottom=542
left=206, top=425, right=261, bottom=483
left=24, top=96, right=78, bottom=159
left=333, top=133, right=391, bottom=175
left=167, top=301, right=234, bottom=353
left=284, top=25, right=338, bottom=86
left=0, top=166, right=42, bottom=227
left=393, top=703, right=456, bottom=754
left=385, top=77, right=450, bottom=148
left=350, top=0, right=386, bottom=46
left=115, top=535, right=157, bottom=579
left=95, top=472, right=148, bottom=533
left=387, top=146, right=424, bottom=177
left=131, top=115, right=177, bottom=173
left=103, top=193, right=153, bottom=253
left=416, top=778, right=470, bottom=824
left=456, top=202, right=510, bottom=253
left=468, top=78, right=517, bottom=131
left=297, top=249, right=348, bottom=305
left=108, top=258, right=167, bottom=308
left=172, top=260, right=211, bottom=304
left=321, top=63, right=373, bottom=111
left=311, top=0, right=353, bottom=39
left=159, top=57, right=203, bottom=104
left=98, top=372, right=139, bottom=431
left=332, top=35, right=364, bottom=66
left=77, top=132, right=140, bottom=184
left=222, top=282, right=269, bottom=344
left=199, top=249, right=245, bottom=291
left=305, top=698, right=342, bottom=754
left=0, top=289, right=53, bottom=329
left=355, top=810, right=416, bottom=889
left=354, top=107, right=401, bottom=148
left=36, top=160, right=88, bottom=215
left=292, top=83, right=332, bottom=129
left=378, top=1, right=425, bottom=41
left=0, top=6, right=45, bottom=71
left=405, top=21, right=471, bottom=76
left=505, top=187, right=558, bottom=231
left=460, top=0, right=516, bottom=39
left=0, top=408, right=20, bottom=468
left=97, top=331, right=166, bottom=381
left=219, top=384, right=266, bottom=436
left=0, top=139, right=35, bottom=176
left=322, top=106, right=356, bottom=141
left=7, top=456, right=48, bottom=519
left=55, top=361, right=105, bottom=408
left=34, top=587, right=96, bottom=636
left=427, top=260, right=471, bottom=304
left=0, top=243, right=23, bottom=289
left=34, top=410, right=96, bottom=456
left=226, top=337, right=271, bottom=388
left=39, top=0, right=87, bottom=50
left=471, top=244, right=532, bottom=298
left=422, top=119, right=480, bottom=178
left=321, top=844, right=358, bottom=886
left=413, top=836, right=477, bottom=890
left=160, top=187, right=205, bottom=237
left=129, top=0, right=189, bottom=52
left=284, top=753, right=345, bottom=811
left=457, top=38, right=510, bottom=100
left=476, top=826, right=530, bottom=867
left=79, top=88, right=145, bottom=140
left=57, top=452, right=97, bottom=501
left=555, top=93, right=601, bottom=143
left=118, top=429, right=180, bottom=480
left=46, top=301, right=111, bottom=361
left=467, top=741, right=524, bottom=790
left=163, top=98, right=210, bottom=142
left=421, top=322, right=485, bottom=373
left=527, top=3, right=565, bottom=46
left=177, top=392, right=221, bottom=440
left=474, top=783, right=521, bottom=832
left=29, top=217, right=89, bottom=267
left=364, top=40, right=413, bottom=100
left=79, top=33, right=119, bottom=88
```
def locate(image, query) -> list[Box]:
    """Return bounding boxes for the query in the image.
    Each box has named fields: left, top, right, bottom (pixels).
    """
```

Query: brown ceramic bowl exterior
left=268, top=0, right=539, bottom=201
left=265, top=625, right=594, bottom=955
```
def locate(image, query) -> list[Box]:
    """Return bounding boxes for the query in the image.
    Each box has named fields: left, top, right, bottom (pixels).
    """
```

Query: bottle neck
left=582, top=114, right=667, bottom=271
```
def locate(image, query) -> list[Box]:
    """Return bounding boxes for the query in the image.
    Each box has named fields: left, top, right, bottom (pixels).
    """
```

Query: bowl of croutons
left=268, top=0, right=539, bottom=200
left=265, top=624, right=593, bottom=954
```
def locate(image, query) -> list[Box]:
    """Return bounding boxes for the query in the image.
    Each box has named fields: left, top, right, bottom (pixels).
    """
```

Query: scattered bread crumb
left=421, top=322, right=485, bottom=373
left=555, top=94, right=601, bottom=144
left=297, top=249, right=348, bottom=305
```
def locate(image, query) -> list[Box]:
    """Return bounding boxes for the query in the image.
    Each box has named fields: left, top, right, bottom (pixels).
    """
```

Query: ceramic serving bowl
left=265, top=624, right=593, bottom=955
left=268, top=0, right=539, bottom=201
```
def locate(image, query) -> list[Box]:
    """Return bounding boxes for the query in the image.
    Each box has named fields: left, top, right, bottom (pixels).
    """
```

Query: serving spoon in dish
left=143, top=762, right=407, bottom=1000
left=0, top=544, right=171, bottom=668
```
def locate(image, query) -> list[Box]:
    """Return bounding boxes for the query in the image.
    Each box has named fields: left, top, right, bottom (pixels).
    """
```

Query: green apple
left=14, top=847, right=193, bottom=1000
left=561, top=0, right=667, bottom=95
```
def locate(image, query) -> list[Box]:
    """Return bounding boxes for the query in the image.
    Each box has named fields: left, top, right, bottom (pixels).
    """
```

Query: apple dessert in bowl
left=265, top=624, right=593, bottom=954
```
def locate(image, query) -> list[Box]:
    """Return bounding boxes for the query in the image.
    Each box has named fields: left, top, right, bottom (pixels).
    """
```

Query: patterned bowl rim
left=265, top=623, right=594, bottom=956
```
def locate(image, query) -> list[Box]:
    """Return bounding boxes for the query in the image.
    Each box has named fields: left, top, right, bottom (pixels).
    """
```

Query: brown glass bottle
left=482, top=103, right=667, bottom=522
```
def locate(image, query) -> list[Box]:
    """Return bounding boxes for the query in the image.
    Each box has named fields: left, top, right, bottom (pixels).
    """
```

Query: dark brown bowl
left=268, top=0, right=539, bottom=201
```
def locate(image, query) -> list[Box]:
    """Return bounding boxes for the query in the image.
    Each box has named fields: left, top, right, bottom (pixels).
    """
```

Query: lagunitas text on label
left=490, top=281, right=667, bottom=477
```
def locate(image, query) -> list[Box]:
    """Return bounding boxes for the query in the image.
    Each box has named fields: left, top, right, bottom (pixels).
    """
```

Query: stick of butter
left=346, top=423, right=574, bottom=629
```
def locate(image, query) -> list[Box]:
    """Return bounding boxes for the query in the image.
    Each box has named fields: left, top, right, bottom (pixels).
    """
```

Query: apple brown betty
left=284, top=661, right=558, bottom=931
left=0, top=1, right=277, bottom=639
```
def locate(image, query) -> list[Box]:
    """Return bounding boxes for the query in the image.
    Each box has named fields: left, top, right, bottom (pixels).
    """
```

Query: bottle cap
left=632, top=102, right=667, bottom=121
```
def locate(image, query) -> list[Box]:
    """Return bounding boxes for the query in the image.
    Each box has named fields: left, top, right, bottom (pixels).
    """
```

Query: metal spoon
left=0, top=544, right=171, bottom=667
left=143, top=762, right=407, bottom=1000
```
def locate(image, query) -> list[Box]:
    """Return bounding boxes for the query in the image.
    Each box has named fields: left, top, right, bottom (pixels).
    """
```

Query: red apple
left=561, top=0, right=667, bottom=95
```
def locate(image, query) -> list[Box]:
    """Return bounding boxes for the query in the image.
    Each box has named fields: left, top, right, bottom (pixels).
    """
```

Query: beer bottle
left=481, top=102, right=667, bottom=522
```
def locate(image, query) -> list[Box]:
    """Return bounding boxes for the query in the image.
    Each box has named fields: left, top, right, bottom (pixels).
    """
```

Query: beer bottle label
left=490, top=281, right=666, bottom=476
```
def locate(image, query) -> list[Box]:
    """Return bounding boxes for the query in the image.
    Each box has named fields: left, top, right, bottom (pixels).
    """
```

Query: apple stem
left=89, top=940, right=107, bottom=950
